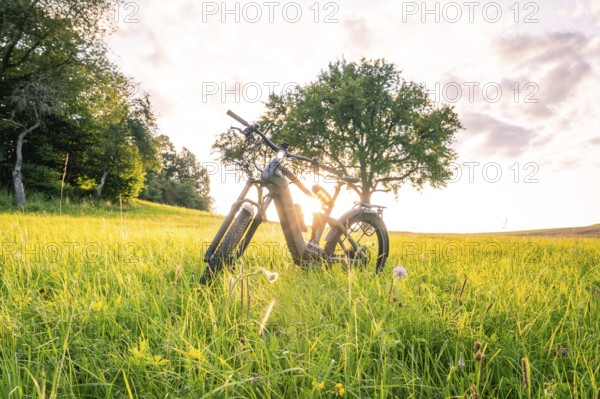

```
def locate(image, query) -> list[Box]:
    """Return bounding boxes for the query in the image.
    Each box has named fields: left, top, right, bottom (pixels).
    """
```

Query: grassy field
left=0, top=199, right=598, bottom=398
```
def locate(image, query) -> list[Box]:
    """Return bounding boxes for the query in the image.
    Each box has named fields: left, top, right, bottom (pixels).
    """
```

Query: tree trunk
left=96, top=168, right=109, bottom=199
left=12, top=120, right=40, bottom=208
left=13, top=169, right=26, bottom=208
left=360, top=190, right=372, bottom=204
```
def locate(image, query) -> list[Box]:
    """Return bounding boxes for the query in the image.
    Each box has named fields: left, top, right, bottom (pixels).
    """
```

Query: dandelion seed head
left=267, top=272, right=279, bottom=283
left=259, top=267, right=279, bottom=283
left=393, top=266, right=408, bottom=279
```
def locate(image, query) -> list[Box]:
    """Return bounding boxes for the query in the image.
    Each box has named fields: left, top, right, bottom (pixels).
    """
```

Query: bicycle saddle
left=341, top=176, right=360, bottom=184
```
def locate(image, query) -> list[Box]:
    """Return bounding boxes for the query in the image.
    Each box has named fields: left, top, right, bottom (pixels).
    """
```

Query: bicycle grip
left=226, top=110, right=250, bottom=127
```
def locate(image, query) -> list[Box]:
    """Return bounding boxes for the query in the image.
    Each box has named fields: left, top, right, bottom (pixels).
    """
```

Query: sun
left=288, top=177, right=328, bottom=227
left=292, top=188, right=323, bottom=227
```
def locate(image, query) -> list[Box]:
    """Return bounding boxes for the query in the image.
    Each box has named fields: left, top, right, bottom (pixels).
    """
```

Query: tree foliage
left=212, top=128, right=274, bottom=179
left=140, top=135, right=212, bottom=211
left=0, top=0, right=210, bottom=209
left=213, top=58, right=463, bottom=203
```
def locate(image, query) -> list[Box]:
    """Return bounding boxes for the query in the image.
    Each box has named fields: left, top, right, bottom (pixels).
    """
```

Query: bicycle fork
left=204, top=180, right=267, bottom=264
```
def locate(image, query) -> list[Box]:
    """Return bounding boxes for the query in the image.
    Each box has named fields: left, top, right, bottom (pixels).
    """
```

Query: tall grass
left=0, top=200, right=598, bottom=398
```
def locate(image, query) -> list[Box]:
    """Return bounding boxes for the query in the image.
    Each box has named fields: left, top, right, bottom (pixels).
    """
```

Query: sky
left=106, top=0, right=600, bottom=233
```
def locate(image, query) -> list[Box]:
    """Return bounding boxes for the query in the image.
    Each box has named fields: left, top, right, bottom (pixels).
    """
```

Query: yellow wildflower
left=186, top=346, right=203, bottom=361
left=335, top=383, right=345, bottom=396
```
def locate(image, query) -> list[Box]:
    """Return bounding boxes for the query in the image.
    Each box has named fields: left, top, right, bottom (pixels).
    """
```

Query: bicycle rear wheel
left=324, top=211, right=389, bottom=273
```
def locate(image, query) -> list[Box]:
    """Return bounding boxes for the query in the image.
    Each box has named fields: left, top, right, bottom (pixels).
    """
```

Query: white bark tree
left=3, top=78, right=62, bottom=207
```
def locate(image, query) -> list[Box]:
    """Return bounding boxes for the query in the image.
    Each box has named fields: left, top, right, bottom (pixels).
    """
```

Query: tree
left=140, top=135, right=213, bottom=210
left=0, top=0, right=113, bottom=81
left=214, top=58, right=463, bottom=203
left=0, top=0, right=119, bottom=206
left=0, top=0, right=176, bottom=207
left=40, top=56, right=161, bottom=202
left=2, top=75, right=64, bottom=206
left=90, top=89, right=160, bottom=201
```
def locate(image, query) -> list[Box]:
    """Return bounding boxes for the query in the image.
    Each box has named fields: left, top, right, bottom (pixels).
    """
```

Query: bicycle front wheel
left=200, top=204, right=254, bottom=284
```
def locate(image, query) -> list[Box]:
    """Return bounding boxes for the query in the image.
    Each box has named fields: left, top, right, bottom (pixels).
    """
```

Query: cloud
left=493, top=32, right=597, bottom=117
left=589, top=137, right=600, bottom=145
left=495, top=32, right=588, bottom=65
left=569, top=0, right=600, bottom=27
left=461, top=111, right=538, bottom=157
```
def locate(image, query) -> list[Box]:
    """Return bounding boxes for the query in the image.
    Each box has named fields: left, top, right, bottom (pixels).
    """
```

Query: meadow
left=0, top=198, right=598, bottom=398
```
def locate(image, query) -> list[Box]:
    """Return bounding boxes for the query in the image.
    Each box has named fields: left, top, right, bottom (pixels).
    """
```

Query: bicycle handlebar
left=226, top=110, right=344, bottom=179
left=226, top=110, right=250, bottom=127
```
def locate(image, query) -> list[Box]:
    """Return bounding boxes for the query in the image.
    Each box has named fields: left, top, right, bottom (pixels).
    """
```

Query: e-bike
left=200, top=110, right=390, bottom=284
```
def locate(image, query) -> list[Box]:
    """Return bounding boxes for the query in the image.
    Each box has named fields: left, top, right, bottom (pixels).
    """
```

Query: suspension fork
left=235, top=192, right=272, bottom=258
left=204, top=180, right=261, bottom=263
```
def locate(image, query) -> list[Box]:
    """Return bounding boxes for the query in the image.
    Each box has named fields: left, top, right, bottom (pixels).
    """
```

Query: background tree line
left=0, top=0, right=212, bottom=210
